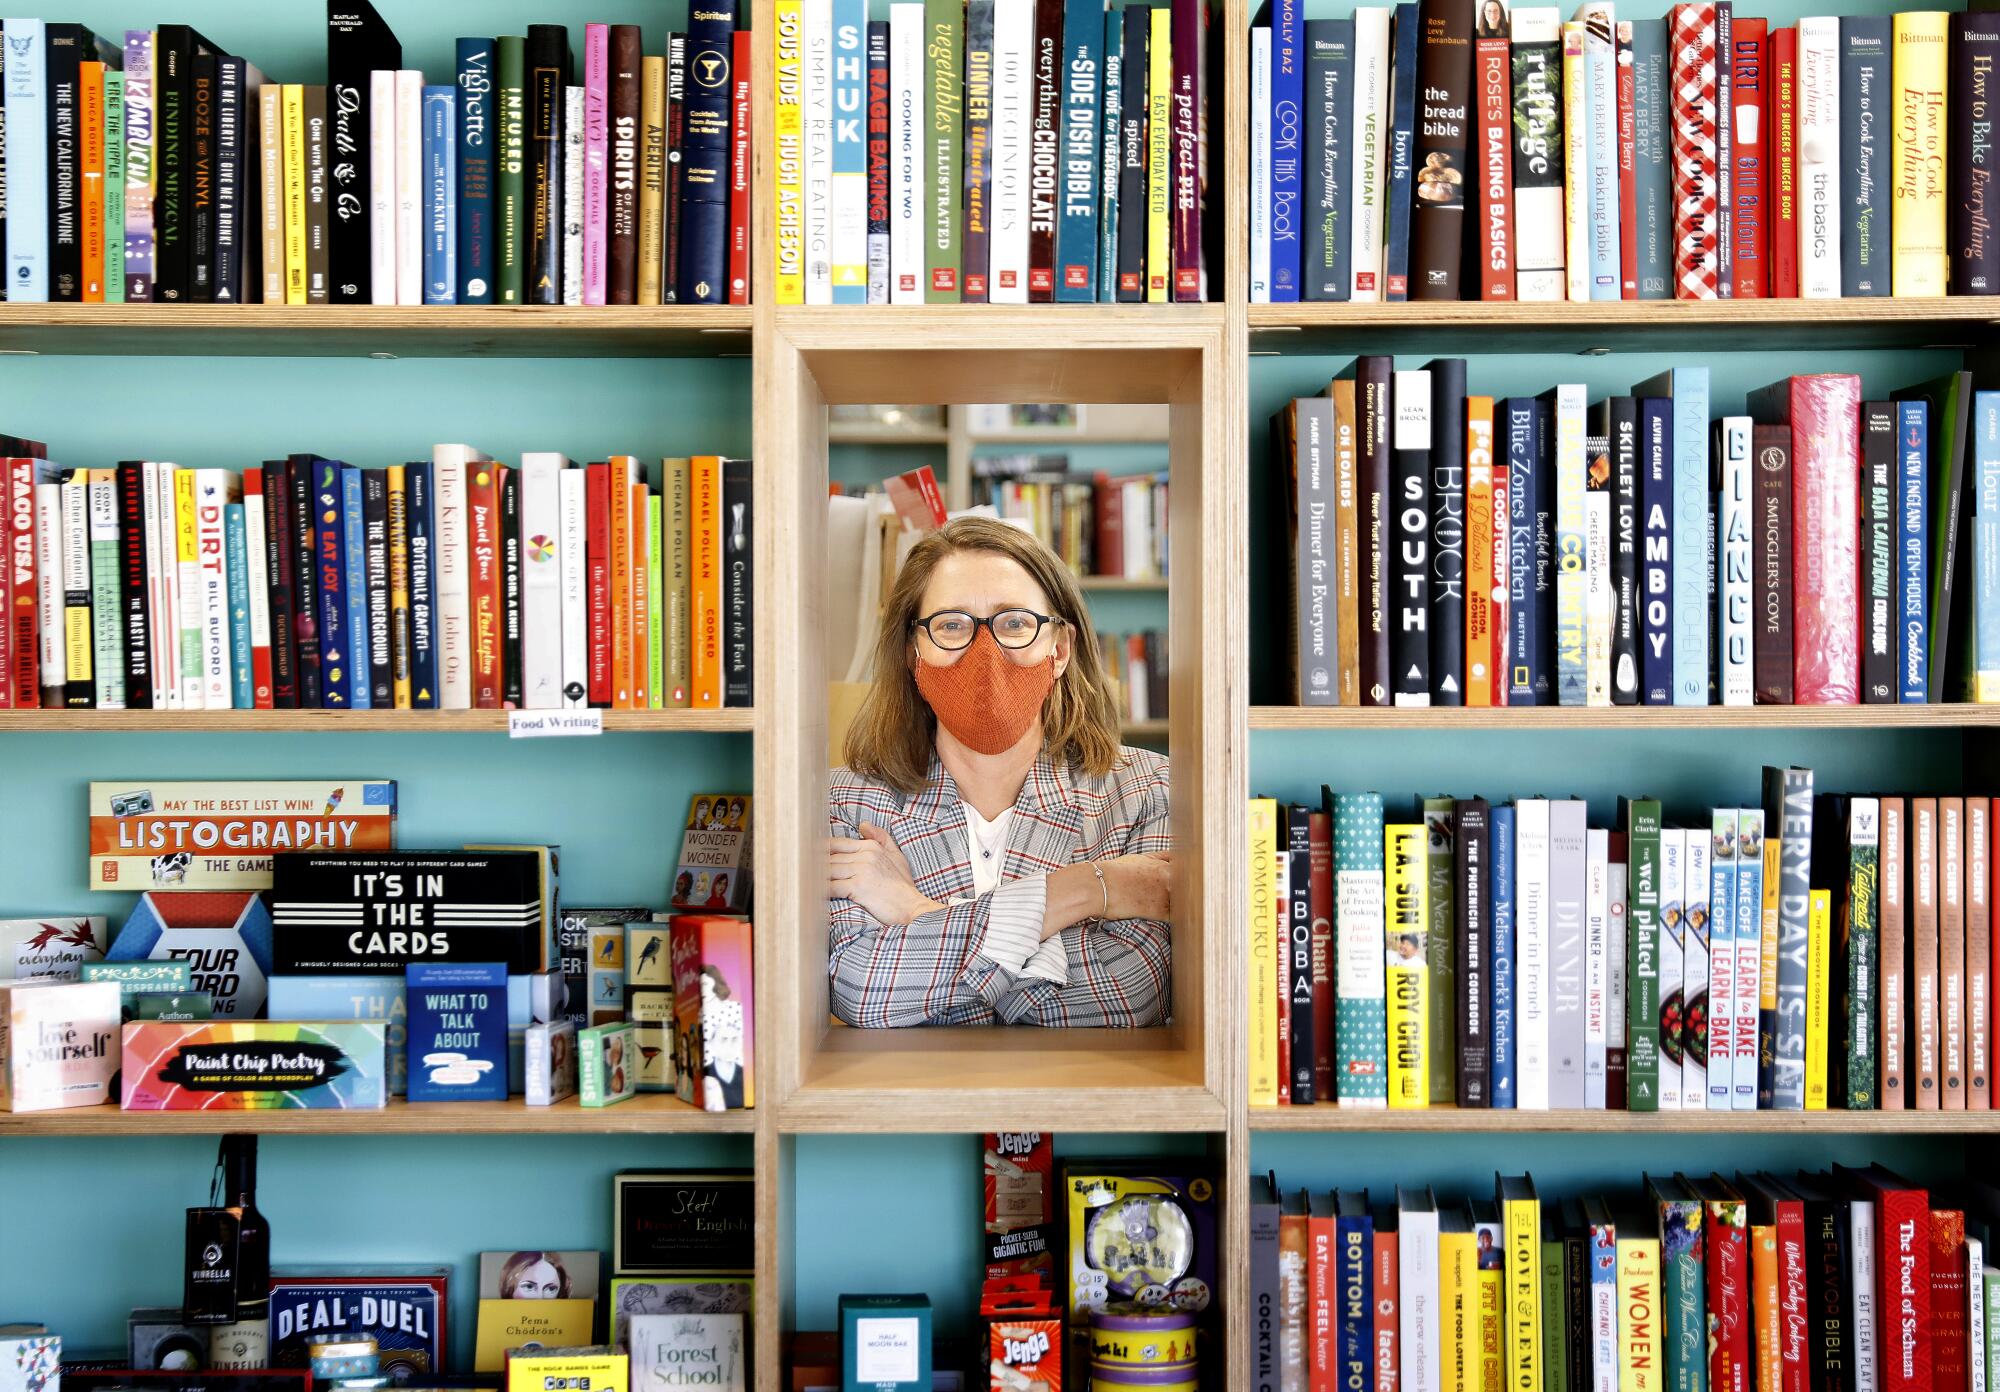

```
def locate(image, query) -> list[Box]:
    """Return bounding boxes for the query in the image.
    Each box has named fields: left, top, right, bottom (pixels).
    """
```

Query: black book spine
left=188, top=50, right=217, bottom=301
left=1114, top=5, right=1148, bottom=303
left=962, top=0, right=995, bottom=303
left=1860, top=402, right=1896, bottom=703
left=1455, top=796, right=1490, bottom=1105
left=1392, top=372, right=1432, bottom=704
left=44, top=24, right=84, bottom=302
left=263, top=461, right=298, bottom=709
left=1609, top=397, right=1640, bottom=703
left=1302, top=22, right=1352, bottom=301
left=676, top=3, right=735, bottom=305
left=1426, top=358, right=1466, bottom=704
left=326, top=0, right=400, bottom=303
left=1287, top=804, right=1316, bottom=1105
left=1751, top=424, right=1793, bottom=703
left=213, top=56, right=246, bottom=303
left=1408, top=0, right=1474, bottom=299
left=1899, top=374, right=1972, bottom=703
left=501, top=466, right=523, bottom=709
left=154, top=27, right=191, bottom=300
left=116, top=462, right=153, bottom=708
left=1028, top=0, right=1063, bottom=301
left=525, top=24, right=570, bottom=305
left=1532, top=398, right=1556, bottom=700
left=1563, top=1219, right=1590, bottom=1392
left=363, top=469, right=391, bottom=708
left=1951, top=13, right=2000, bottom=295
left=663, top=34, right=686, bottom=303
left=1803, top=1197, right=1853, bottom=1392
left=723, top=456, right=754, bottom=707
left=290, top=455, right=323, bottom=708
left=1359, top=356, right=1394, bottom=704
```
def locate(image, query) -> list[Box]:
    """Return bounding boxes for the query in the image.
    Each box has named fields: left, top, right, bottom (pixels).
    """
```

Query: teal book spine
left=225, top=501, right=252, bottom=709
left=1333, top=791, right=1388, bottom=1105
left=1656, top=1196, right=1705, bottom=1392
left=1053, top=0, right=1103, bottom=299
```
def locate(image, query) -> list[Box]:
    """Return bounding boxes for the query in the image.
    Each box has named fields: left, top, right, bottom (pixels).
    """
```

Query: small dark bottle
left=221, top=1135, right=269, bottom=1319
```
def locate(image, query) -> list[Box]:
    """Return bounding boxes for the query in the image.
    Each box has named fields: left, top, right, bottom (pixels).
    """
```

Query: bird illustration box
left=108, top=892, right=274, bottom=1019
left=120, top=1021, right=388, bottom=1110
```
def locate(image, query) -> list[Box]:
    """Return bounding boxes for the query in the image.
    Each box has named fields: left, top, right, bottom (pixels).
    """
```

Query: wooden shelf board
left=1123, top=719, right=1170, bottom=738
left=1249, top=704, right=1999, bottom=730
left=970, top=428, right=1170, bottom=445
left=0, top=304, right=755, bottom=358
left=0, top=1093, right=756, bottom=1136
left=1251, top=1105, right=2000, bottom=1133
left=826, top=425, right=951, bottom=445
left=0, top=708, right=755, bottom=732
left=1247, top=298, right=2000, bottom=353
left=1080, top=576, right=1169, bottom=591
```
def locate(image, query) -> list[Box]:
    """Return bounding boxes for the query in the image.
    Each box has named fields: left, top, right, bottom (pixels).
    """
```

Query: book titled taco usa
left=88, top=781, right=398, bottom=891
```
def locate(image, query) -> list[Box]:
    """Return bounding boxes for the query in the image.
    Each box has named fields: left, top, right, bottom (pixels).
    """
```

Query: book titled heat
left=88, top=780, right=398, bottom=891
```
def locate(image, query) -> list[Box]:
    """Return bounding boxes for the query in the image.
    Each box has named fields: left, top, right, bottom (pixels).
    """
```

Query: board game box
left=106, top=892, right=275, bottom=1018
left=267, top=1267, right=449, bottom=1377
left=121, top=1021, right=388, bottom=1110
left=88, top=781, right=397, bottom=891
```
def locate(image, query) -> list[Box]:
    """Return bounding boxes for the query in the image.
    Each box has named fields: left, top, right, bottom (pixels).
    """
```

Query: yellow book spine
left=1805, top=886, right=1832, bottom=1109
left=1502, top=1197, right=1541, bottom=1392
left=774, top=0, right=806, bottom=304
left=387, top=465, right=411, bottom=709
left=1442, top=1230, right=1478, bottom=1392
left=1891, top=11, right=1949, bottom=297
left=1617, top=1236, right=1662, bottom=1392
left=283, top=85, right=307, bottom=305
left=639, top=56, right=667, bottom=306
left=1477, top=1267, right=1504, bottom=1392
left=1249, top=797, right=1280, bottom=1107
left=1387, top=822, right=1429, bottom=1108
left=174, top=466, right=199, bottom=703
left=1146, top=5, right=1172, bottom=303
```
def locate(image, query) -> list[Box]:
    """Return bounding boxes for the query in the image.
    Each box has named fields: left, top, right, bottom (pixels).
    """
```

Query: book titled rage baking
left=270, top=851, right=547, bottom=974
left=88, top=781, right=398, bottom=891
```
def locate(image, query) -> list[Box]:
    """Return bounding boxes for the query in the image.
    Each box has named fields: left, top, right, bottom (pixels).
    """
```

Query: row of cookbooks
left=1249, top=0, right=1997, bottom=303
left=0, top=439, right=752, bottom=711
left=1269, top=360, right=1987, bottom=708
left=0, top=1, right=749, bottom=306
left=975, top=454, right=1170, bottom=580
left=771, top=0, right=1218, bottom=304
left=1249, top=768, right=1997, bottom=1111
left=1251, top=1166, right=2000, bottom=1392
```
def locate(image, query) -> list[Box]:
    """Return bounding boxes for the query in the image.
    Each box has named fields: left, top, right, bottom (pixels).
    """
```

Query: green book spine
left=1539, top=1236, right=1568, bottom=1392
left=1624, top=797, right=1663, bottom=1110
left=105, top=72, right=128, bottom=303
left=923, top=0, right=962, bottom=301
left=88, top=474, right=125, bottom=708
left=1846, top=799, right=1880, bottom=1109
left=1423, top=796, right=1456, bottom=1103
left=496, top=35, right=527, bottom=305
left=1333, top=791, right=1388, bottom=1104
left=1984, top=1265, right=2000, bottom=1384
left=646, top=491, right=665, bottom=711
left=1656, top=1198, right=1705, bottom=1392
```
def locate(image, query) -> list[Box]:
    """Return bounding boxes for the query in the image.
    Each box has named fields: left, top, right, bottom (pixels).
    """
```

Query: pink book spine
left=583, top=23, right=611, bottom=306
left=700, top=917, right=755, bottom=1112
left=1789, top=373, right=1861, bottom=703
left=1669, top=3, right=1722, bottom=298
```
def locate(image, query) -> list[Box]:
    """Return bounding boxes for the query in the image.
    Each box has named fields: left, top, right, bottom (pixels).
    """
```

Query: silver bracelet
left=1088, top=861, right=1110, bottom=920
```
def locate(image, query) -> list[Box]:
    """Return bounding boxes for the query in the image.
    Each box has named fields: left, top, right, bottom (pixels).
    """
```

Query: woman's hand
left=1045, top=852, right=1174, bottom=935
left=828, top=823, right=944, bottom=927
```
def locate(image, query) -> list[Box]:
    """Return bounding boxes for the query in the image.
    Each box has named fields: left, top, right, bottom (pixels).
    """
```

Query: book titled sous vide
left=269, top=849, right=548, bottom=975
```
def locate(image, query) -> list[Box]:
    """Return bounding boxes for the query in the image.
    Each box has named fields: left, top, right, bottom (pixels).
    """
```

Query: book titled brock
left=270, top=851, right=545, bottom=974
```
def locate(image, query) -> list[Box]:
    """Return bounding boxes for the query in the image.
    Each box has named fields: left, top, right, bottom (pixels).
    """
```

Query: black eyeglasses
left=911, top=608, right=1060, bottom=651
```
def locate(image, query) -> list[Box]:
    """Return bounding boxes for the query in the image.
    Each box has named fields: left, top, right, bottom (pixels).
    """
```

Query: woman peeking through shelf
left=827, top=517, right=1172, bottom=1028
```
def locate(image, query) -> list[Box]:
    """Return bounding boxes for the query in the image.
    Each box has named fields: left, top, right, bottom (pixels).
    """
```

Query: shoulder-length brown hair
left=843, top=516, right=1124, bottom=793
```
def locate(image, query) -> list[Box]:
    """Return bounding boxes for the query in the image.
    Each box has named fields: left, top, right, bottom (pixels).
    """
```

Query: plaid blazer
left=828, top=747, right=1172, bottom=1027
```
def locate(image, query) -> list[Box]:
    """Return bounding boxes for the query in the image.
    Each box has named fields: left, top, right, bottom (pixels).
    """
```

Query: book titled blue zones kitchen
left=404, top=962, right=508, bottom=1102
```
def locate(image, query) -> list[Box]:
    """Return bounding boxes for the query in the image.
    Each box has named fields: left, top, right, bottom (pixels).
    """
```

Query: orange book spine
left=1751, top=1222, right=1779, bottom=1392
left=631, top=480, right=652, bottom=709
left=1941, top=796, right=1966, bottom=1109
left=609, top=455, right=635, bottom=709
left=1915, top=797, right=1941, bottom=1109
left=468, top=460, right=504, bottom=708
left=80, top=62, right=107, bottom=301
left=1466, top=396, right=1496, bottom=707
left=690, top=455, right=723, bottom=708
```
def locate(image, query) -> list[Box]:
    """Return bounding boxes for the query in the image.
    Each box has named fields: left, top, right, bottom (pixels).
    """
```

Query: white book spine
left=564, top=85, right=586, bottom=305
left=369, top=69, right=397, bottom=304
left=889, top=2, right=926, bottom=303
left=153, top=464, right=183, bottom=708
left=1607, top=857, right=1628, bottom=1086
left=243, top=486, right=272, bottom=705
left=1681, top=820, right=1711, bottom=1108
left=1562, top=22, right=1591, bottom=302
left=1398, top=1199, right=1440, bottom=1391
left=1250, top=25, right=1272, bottom=303
left=1850, top=1199, right=1878, bottom=1392
left=557, top=467, right=589, bottom=710
left=1549, top=798, right=1588, bottom=1107
left=1968, top=1239, right=1985, bottom=1392
left=1579, top=2, right=1619, bottom=299
left=395, top=70, right=423, bottom=305
left=88, top=474, right=124, bottom=710
left=520, top=453, right=566, bottom=710
left=1797, top=17, right=1841, bottom=299
left=1337, top=852, right=1389, bottom=1109
left=1583, top=826, right=1609, bottom=1107
left=1512, top=7, right=1567, bottom=299
left=1516, top=797, right=1552, bottom=1108
left=1123, top=479, right=1150, bottom=578
left=1658, top=826, right=1685, bottom=1109
left=1719, top=416, right=1754, bottom=704
left=989, top=0, right=1033, bottom=302
left=195, top=471, right=231, bottom=710
left=1590, top=1234, right=1618, bottom=1392
left=3, top=19, right=49, bottom=302
left=1733, top=808, right=1766, bottom=1110
left=1708, top=810, right=1740, bottom=1109
left=174, top=471, right=205, bottom=709
left=433, top=445, right=479, bottom=710
left=1349, top=8, right=1391, bottom=301
left=803, top=0, right=835, bottom=303
left=34, top=482, right=64, bottom=696
left=142, top=461, right=172, bottom=707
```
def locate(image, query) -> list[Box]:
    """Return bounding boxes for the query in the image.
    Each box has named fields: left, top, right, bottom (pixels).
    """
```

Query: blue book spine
left=1382, top=3, right=1419, bottom=302
left=1636, top=367, right=1711, bottom=704
left=1505, top=398, right=1546, bottom=704
left=456, top=38, right=496, bottom=303
left=677, top=0, right=740, bottom=304
left=1839, top=18, right=1890, bottom=297
left=225, top=502, right=252, bottom=708
left=406, top=461, right=439, bottom=708
left=4, top=19, right=49, bottom=301
left=1585, top=23, right=1619, bottom=300
left=1706, top=815, right=1737, bottom=1109
left=313, top=460, right=350, bottom=709
left=423, top=86, right=457, bottom=305
left=1898, top=401, right=1929, bottom=703
left=1977, top=393, right=2000, bottom=698
left=341, top=465, right=371, bottom=710
left=405, top=961, right=510, bottom=1102
left=1489, top=803, right=1516, bottom=1108
left=1629, top=20, right=1672, bottom=299
left=830, top=0, right=866, bottom=304
left=1096, top=12, right=1122, bottom=303
left=1334, top=1209, right=1373, bottom=1375
left=1639, top=397, right=1674, bottom=704
left=1267, top=0, right=1304, bottom=302
left=1055, top=0, right=1105, bottom=301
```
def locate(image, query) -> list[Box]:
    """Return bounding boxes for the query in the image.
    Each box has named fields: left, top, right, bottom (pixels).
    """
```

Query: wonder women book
left=120, top=1020, right=388, bottom=1110
left=88, top=780, right=398, bottom=890
left=669, top=793, right=752, bottom=912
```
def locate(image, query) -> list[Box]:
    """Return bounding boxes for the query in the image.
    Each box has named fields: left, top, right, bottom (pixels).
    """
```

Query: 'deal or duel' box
left=268, top=1266, right=450, bottom=1377
left=89, top=781, right=398, bottom=891
left=120, top=1021, right=388, bottom=1111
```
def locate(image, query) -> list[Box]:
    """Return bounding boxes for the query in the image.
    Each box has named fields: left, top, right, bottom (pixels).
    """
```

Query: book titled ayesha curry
left=404, top=962, right=508, bottom=1102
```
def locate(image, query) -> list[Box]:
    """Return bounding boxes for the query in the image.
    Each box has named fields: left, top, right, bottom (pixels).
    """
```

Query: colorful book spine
left=1146, top=5, right=1171, bottom=301
left=1251, top=797, right=1280, bottom=1107
left=313, top=462, right=348, bottom=708
left=341, top=465, right=371, bottom=710
left=775, top=0, right=804, bottom=303
left=243, top=471, right=273, bottom=707
left=1625, top=798, right=1663, bottom=1110
left=1729, top=18, right=1768, bottom=297
left=868, top=21, right=892, bottom=303
left=1579, top=3, right=1619, bottom=300
left=104, top=69, right=127, bottom=303
left=831, top=0, right=868, bottom=303
left=1096, top=11, right=1123, bottom=303
left=1168, top=0, right=1205, bottom=301
left=4, top=19, right=49, bottom=301
left=86, top=472, right=122, bottom=709
left=224, top=502, right=251, bottom=708
left=1510, top=8, right=1565, bottom=301
left=1668, top=3, right=1721, bottom=297
left=1386, top=821, right=1429, bottom=1108
left=422, top=86, right=457, bottom=304
left=124, top=29, right=154, bottom=301
left=1054, top=0, right=1105, bottom=300
left=1505, top=397, right=1550, bottom=703
left=457, top=38, right=496, bottom=303
left=1709, top=810, right=1740, bottom=1108
left=1335, top=792, right=1389, bottom=1106
left=925, top=0, right=962, bottom=300
left=1491, top=804, right=1517, bottom=1108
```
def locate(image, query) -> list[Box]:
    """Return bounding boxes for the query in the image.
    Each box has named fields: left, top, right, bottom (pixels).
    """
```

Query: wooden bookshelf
left=1080, top=575, right=1169, bottom=591
left=1249, top=1106, right=2000, bottom=1134
left=0, top=1093, right=755, bottom=1137
left=0, top=708, right=755, bottom=733
left=1248, top=704, right=2000, bottom=730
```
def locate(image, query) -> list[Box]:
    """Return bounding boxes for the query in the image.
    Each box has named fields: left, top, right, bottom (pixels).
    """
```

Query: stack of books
left=973, top=454, right=1169, bottom=580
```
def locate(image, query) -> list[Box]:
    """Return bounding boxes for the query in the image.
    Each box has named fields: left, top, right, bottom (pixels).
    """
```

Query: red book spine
left=1929, top=1210, right=1968, bottom=1392
left=0, top=465, right=13, bottom=708
left=1309, top=1207, right=1336, bottom=1392
left=1617, top=23, right=1638, bottom=298
left=1874, top=1183, right=1934, bottom=1392
left=585, top=462, right=612, bottom=706
left=242, top=469, right=274, bottom=709
left=1371, top=1227, right=1399, bottom=1392
left=6, top=458, right=38, bottom=708
left=1729, top=20, right=1769, bottom=296
left=1669, top=2, right=1722, bottom=298
left=1169, top=0, right=1206, bottom=302
left=1771, top=27, right=1798, bottom=297
left=1706, top=1201, right=1752, bottom=1392
left=1309, top=810, right=1337, bottom=1100
left=468, top=463, right=504, bottom=708
left=728, top=29, right=753, bottom=306
left=1094, top=471, right=1125, bottom=578
left=1787, top=374, right=1862, bottom=704
left=1476, top=35, right=1515, bottom=300
left=1776, top=1199, right=1809, bottom=1392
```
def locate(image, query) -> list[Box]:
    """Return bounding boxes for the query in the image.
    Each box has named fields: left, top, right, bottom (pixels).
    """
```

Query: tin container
left=1086, top=1306, right=1196, bottom=1372
left=1088, top=1366, right=1198, bottom=1392
left=307, top=1337, right=380, bottom=1382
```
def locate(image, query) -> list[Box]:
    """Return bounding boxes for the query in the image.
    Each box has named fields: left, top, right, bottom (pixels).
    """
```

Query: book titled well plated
left=88, top=780, right=398, bottom=891
left=269, top=850, right=548, bottom=974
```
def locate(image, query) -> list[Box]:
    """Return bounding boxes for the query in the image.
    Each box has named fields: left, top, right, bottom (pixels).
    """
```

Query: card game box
left=121, top=1021, right=388, bottom=1110
left=108, top=892, right=275, bottom=1018
left=2, top=916, right=109, bottom=980
left=269, top=853, right=547, bottom=975
left=268, top=1267, right=449, bottom=1377
left=88, top=780, right=397, bottom=891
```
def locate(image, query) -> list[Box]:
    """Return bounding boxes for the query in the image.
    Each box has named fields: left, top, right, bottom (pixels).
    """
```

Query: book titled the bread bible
left=1406, top=0, right=1473, bottom=298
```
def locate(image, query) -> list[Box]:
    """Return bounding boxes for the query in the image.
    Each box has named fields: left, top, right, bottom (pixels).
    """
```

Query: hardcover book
left=405, top=961, right=508, bottom=1103
left=629, top=1313, right=746, bottom=1392
left=87, top=780, right=398, bottom=891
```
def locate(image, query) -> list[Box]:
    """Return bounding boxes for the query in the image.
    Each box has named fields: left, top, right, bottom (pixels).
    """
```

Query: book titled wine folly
left=268, top=850, right=547, bottom=975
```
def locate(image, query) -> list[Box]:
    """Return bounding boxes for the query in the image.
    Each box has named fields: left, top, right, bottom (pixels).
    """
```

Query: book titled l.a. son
left=269, top=850, right=548, bottom=975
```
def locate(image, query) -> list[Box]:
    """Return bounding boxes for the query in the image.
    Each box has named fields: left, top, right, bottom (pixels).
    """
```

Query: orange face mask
left=914, top=628, right=1059, bottom=756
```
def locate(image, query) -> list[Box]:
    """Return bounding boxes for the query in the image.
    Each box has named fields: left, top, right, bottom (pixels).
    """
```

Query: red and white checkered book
left=1669, top=3, right=1721, bottom=298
